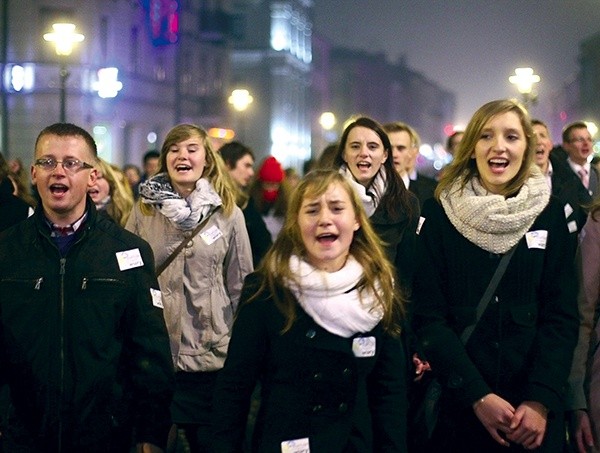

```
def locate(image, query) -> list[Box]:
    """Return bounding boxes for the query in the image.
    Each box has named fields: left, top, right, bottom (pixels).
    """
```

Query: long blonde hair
left=140, top=124, right=237, bottom=216
left=94, top=158, right=134, bottom=226
left=252, top=169, right=404, bottom=335
left=436, top=99, right=536, bottom=199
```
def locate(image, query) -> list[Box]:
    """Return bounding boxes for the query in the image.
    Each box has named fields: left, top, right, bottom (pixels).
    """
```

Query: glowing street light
left=228, top=89, right=254, bottom=112
left=319, top=112, right=336, bottom=131
left=92, top=67, right=123, bottom=99
left=44, top=23, right=85, bottom=122
left=509, top=67, right=540, bottom=107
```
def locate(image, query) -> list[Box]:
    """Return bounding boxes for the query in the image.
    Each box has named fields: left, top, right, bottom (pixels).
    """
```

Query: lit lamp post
left=228, top=89, right=253, bottom=141
left=509, top=67, right=540, bottom=109
left=319, top=111, right=337, bottom=149
left=43, top=23, right=85, bottom=122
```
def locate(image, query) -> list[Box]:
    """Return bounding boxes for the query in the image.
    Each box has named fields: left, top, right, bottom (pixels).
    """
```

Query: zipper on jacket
left=58, top=257, right=66, bottom=453
left=0, top=277, right=44, bottom=289
left=81, top=277, right=122, bottom=290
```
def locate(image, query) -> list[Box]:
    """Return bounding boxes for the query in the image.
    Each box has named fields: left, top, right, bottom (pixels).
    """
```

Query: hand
left=573, top=410, right=595, bottom=453
left=473, top=393, right=516, bottom=447
left=506, top=401, right=547, bottom=450
left=136, top=443, right=164, bottom=453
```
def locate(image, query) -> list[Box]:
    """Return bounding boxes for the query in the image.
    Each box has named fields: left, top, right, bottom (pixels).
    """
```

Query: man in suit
left=383, top=121, right=436, bottom=209
left=561, top=121, right=599, bottom=199
left=532, top=119, right=587, bottom=233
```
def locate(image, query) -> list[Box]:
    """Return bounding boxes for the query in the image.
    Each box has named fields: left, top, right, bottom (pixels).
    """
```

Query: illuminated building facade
left=0, top=0, right=231, bottom=167
left=228, top=0, right=313, bottom=170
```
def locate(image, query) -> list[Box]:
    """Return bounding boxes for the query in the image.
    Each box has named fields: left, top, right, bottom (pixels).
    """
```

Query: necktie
left=578, top=168, right=589, bottom=189
left=52, top=225, right=75, bottom=237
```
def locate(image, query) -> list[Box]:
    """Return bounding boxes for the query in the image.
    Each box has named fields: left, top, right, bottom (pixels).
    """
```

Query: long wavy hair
left=93, top=158, right=134, bottom=226
left=251, top=169, right=404, bottom=336
left=140, top=124, right=237, bottom=216
left=333, top=116, right=415, bottom=222
left=435, top=99, right=536, bottom=199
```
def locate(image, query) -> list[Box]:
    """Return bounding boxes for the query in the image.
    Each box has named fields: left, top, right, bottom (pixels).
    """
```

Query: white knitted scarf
left=440, top=168, right=550, bottom=254
left=340, top=165, right=387, bottom=217
left=139, top=173, right=222, bottom=231
left=287, top=255, right=384, bottom=338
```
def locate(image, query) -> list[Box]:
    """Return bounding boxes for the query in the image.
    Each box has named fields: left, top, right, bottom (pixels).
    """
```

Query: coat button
left=338, top=403, right=348, bottom=413
left=306, top=329, right=316, bottom=339
left=342, top=368, right=352, bottom=378
left=312, top=404, right=322, bottom=413
left=313, top=372, right=323, bottom=381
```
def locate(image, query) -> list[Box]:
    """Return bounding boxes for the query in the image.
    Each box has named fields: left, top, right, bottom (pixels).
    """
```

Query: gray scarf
left=139, top=173, right=222, bottom=231
left=440, top=167, right=550, bottom=254
left=340, top=165, right=387, bottom=217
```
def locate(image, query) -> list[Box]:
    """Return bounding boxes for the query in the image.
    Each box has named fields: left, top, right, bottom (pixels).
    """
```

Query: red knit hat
left=258, top=156, right=285, bottom=183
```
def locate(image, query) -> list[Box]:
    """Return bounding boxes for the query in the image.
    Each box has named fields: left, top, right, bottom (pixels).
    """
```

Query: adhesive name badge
left=150, top=288, right=164, bottom=309
left=567, top=220, right=578, bottom=234
left=352, top=336, right=376, bottom=358
left=525, top=230, right=548, bottom=250
left=200, top=225, right=223, bottom=245
left=564, top=203, right=574, bottom=218
left=116, top=248, right=144, bottom=271
left=416, top=216, right=426, bottom=235
left=281, top=438, right=310, bottom=453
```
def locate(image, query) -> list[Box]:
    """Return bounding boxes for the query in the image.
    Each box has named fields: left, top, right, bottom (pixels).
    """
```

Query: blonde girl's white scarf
left=139, top=173, right=222, bottom=231
left=287, top=255, right=384, bottom=338
left=440, top=167, right=550, bottom=254
left=340, top=165, right=387, bottom=217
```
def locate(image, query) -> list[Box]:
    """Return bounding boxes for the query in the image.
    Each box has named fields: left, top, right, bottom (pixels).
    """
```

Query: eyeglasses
left=34, top=158, right=94, bottom=173
left=569, top=137, right=593, bottom=145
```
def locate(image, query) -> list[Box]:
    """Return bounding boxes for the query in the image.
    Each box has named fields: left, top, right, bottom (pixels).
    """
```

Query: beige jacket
left=126, top=202, right=253, bottom=372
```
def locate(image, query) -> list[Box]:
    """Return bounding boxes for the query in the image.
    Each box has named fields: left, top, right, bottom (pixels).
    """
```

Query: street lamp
left=509, top=67, right=540, bottom=108
left=228, top=89, right=253, bottom=140
left=44, top=23, right=85, bottom=122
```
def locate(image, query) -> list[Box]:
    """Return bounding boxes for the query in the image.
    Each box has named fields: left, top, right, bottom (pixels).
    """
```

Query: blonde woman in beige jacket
left=126, top=124, right=253, bottom=452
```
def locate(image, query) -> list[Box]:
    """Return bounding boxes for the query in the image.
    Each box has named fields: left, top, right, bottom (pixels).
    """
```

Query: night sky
left=314, top=0, right=600, bottom=132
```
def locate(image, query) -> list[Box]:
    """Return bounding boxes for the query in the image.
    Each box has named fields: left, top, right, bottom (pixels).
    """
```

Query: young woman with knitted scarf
left=411, top=99, right=579, bottom=452
left=126, top=124, right=254, bottom=452
left=211, top=170, right=407, bottom=452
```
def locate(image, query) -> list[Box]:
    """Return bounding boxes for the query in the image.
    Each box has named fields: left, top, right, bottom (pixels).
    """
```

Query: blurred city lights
left=228, top=89, right=253, bottom=112
left=43, top=23, right=85, bottom=56
left=509, top=67, right=540, bottom=95
left=92, top=67, right=123, bottom=99
left=319, top=112, right=336, bottom=130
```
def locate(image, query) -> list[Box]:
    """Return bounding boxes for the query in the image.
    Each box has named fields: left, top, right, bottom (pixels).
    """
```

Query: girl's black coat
left=211, top=273, right=407, bottom=453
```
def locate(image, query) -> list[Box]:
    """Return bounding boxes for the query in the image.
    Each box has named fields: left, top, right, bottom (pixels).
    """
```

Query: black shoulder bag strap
left=155, top=205, right=221, bottom=278
left=460, top=242, right=519, bottom=344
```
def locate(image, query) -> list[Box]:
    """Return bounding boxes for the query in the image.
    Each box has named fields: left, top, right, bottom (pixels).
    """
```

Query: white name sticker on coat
left=416, top=216, right=426, bottom=235
left=281, top=438, right=310, bottom=453
left=525, top=230, right=548, bottom=250
left=200, top=225, right=223, bottom=245
left=567, top=220, right=578, bottom=234
left=116, top=248, right=144, bottom=271
left=352, top=336, right=376, bottom=357
left=564, top=203, right=574, bottom=218
left=150, top=288, right=164, bottom=309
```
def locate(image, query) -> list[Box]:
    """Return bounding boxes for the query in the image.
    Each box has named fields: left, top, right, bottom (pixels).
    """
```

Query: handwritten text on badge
left=525, top=230, right=548, bottom=250
left=150, top=288, right=163, bottom=309
left=200, top=225, right=223, bottom=245
left=116, top=248, right=144, bottom=271
left=352, top=336, right=376, bottom=357
left=281, top=437, right=310, bottom=453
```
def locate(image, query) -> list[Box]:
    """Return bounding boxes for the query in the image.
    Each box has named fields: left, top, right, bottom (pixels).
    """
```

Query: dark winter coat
left=411, top=196, right=579, bottom=452
left=211, top=273, right=407, bottom=453
left=0, top=200, right=174, bottom=451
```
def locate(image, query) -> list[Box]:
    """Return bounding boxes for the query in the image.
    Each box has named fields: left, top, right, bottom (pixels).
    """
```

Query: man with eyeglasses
left=561, top=121, right=599, bottom=199
left=0, top=123, right=174, bottom=452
